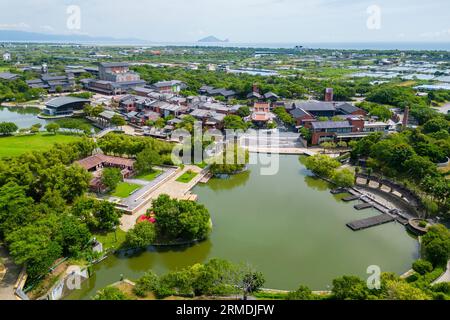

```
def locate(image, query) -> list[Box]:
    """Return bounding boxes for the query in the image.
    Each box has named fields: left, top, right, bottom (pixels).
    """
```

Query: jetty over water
left=343, top=188, right=412, bottom=231
left=354, top=203, right=373, bottom=210
left=347, top=214, right=395, bottom=231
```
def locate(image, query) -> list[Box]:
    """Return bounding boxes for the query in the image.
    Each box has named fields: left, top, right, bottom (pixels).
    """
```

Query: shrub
left=412, top=259, right=434, bottom=275
left=133, top=271, right=160, bottom=297
left=287, top=285, right=316, bottom=300
left=125, top=221, right=156, bottom=248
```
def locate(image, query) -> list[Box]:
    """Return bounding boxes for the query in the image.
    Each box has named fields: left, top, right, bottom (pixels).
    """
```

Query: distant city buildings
left=2, top=52, right=11, bottom=61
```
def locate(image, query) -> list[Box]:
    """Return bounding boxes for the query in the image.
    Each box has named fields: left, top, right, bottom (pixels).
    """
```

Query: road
left=433, top=102, right=450, bottom=115
left=0, top=246, right=20, bottom=300
left=433, top=260, right=450, bottom=285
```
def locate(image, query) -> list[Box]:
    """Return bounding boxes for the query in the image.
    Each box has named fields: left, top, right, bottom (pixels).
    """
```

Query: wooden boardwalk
left=343, top=195, right=360, bottom=202
left=347, top=214, right=395, bottom=231
left=354, top=203, right=373, bottom=210
left=345, top=188, right=413, bottom=231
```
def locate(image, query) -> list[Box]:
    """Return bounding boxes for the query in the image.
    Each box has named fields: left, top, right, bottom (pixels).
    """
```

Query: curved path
left=0, top=246, right=20, bottom=300
left=433, top=260, right=450, bottom=285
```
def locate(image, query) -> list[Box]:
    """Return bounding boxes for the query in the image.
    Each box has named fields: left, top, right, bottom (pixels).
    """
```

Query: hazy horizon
left=0, top=0, right=449, bottom=44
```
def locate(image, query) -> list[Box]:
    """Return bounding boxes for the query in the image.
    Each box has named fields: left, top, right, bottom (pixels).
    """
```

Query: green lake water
left=0, top=106, right=48, bottom=128
left=67, top=154, right=419, bottom=299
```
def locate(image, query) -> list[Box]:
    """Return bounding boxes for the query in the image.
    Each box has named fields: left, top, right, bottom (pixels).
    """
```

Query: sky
left=0, top=0, right=449, bottom=43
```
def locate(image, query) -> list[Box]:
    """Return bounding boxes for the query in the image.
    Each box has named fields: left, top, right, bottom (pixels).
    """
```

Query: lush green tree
left=60, top=214, right=91, bottom=256
left=0, top=122, right=18, bottom=135
left=287, top=285, right=316, bottom=300
left=304, top=154, right=340, bottom=178
left=45, top=122, right=60, bottom=135
left=6, top=218, right=63, bottom=278
left=135, top=148, right=162, bottom=174
left=93, top=286, right=130, bottom=300
left=152, top=194, right=212, bottom=242
left=421, top=225, right=450, bottom=267
left=272, top=107, right=294, bottom=126
left=101, top=167, right=123, bottom=192
left=423, top=117, right=449, bottom=134
left=384, top=280, right=430, bottom=300
left=209, top=146, right=249, bottom=175
left=0, top=182, right=35, bottom=236
left=125, top=221, right=157, bottom=248
left=223, top=115, right=248, bottom=130
left=71, top=197, right=122, bottom=232
left=237, top=266, right=265, bottom=300
left=111, top=114, right=126, bottom=127
left=412, top=259, right=434, bottom=275
left=331, top=169, right=355, bottom=188
left=331, top=276, right=369, bottom=300
left=133, top=271, right=160, bottom=297
left=237, top=106, right=251, bottom=118
left=91, top=106, right=104, bottom=117
left=404, top=156, right=438, bottom=181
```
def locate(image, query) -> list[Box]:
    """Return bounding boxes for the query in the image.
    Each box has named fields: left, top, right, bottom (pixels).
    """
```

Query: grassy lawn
left=135, top=169, right=162, bottom=182
left=0, top=133, right=81, bottom=158
left=111, top=182, right=141, bottom=198
left=176, top=170, right=198, bottom=183
left=94, top=229, right=127, bottom=251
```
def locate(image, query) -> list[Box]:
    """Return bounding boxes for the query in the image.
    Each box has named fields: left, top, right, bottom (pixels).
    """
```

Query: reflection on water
left=198, top=170, right=251, bottom=192
left=66, top=155, right=419, bottom=300
left=0, top=106, right=49, bottom=128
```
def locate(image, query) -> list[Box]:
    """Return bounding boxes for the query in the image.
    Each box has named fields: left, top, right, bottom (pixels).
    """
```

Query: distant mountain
left=198, top=36, right=229, bottom=43
left=0, top=30, right=143, bottom=43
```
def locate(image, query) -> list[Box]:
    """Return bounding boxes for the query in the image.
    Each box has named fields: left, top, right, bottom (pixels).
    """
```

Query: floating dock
left=354, top=203, right=374, bottom=210
left=331, top=188, right=348, bottom=195
left=343, top=195, right=360, bottom=202
left=347, top=214, right=395, bottom=231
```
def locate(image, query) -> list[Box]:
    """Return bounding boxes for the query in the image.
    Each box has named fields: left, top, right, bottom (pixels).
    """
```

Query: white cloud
left=40, top=25, right=54, bottom=32
left=419, top=29, right=450, bottom=39
left=0, top=22, right=30, bottom=30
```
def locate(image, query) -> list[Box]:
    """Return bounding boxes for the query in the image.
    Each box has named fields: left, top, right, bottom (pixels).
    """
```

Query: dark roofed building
left=0, top=72, right=20, bottom=81
left=26, top=73, right=75, bottom=93
left=336, top=103, right=366, bottom=116
left=150, top=80, right=186, bottom=94
left=264, top=92, right=279, bottom=101
left=43, top=96, right=90, bottom=116
left=199, top=86, right=236, bottom=99
left=290, top=101, right=366, bottom=120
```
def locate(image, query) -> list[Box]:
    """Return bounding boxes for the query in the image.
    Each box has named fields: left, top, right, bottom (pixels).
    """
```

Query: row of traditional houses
left=285, top=101, right=395, bottom=145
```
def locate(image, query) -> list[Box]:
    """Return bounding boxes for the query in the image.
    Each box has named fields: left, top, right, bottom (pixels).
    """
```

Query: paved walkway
left=433, top=102, right=450, bottom=115
left=119, top=167, right=179, bottom=213
left=433, top=260, right=450, bottom=285
left=120, top=165, right=207, bottom=231
left=245, top=146, right=318, bottom=156
left=0, top=246, right=20, bottom=300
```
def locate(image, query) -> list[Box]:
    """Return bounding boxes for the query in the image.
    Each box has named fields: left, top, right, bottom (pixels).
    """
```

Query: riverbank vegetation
left=0, top=79, right=44, bottom=103
left=94, top=259, right=265, bottom=300
left=0, top=139, right=101, bottom=279
left=209, top=145, right=249, bottom=175
left=125, top=194, right=212, bottom=249
left=303, top=154, right=355, bottom=188
left=350, top=128, right=450, bottom=217
left=92, top=241, right=450, bottom=301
